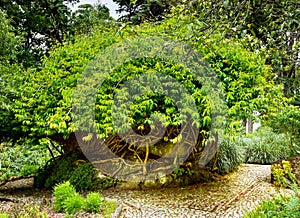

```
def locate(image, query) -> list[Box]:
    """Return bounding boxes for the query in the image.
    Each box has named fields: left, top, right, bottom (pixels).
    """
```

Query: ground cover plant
left=244, top=186, right=300, bottom=218
left=0, top=139, right=52, bottom=181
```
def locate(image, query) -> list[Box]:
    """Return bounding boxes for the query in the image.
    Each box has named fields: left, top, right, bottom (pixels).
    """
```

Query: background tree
left=113, top=0, right=178, bottom=23
left=184, top=0, right=299, bottom=100
left=0, top=0, right=79, bottom=67
left=0, top=10, right=24, bottom=141
left=71, top=2, right=112, bottom=34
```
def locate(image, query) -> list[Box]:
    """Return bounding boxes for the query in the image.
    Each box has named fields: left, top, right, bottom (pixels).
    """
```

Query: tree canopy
left=113, top=0, right=178, bottom=23
left=7, top=14, right=286, bottom=179
left=185, top=0, right=300, bottom=97
left=71, top=3, right=112, bottom=34
left=0, top=0, right=80, bottom=67
left=0, top=10, right=24, bottom=140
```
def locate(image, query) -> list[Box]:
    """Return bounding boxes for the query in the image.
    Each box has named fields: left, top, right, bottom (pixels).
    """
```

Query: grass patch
left=102, top=199, right=119, bottom=218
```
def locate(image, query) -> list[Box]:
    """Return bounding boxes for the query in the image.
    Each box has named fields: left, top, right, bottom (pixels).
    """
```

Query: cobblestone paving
left=103, top=164, right=293, bottom=218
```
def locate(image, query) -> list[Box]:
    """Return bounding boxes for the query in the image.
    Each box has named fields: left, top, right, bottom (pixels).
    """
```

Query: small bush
left=241, top=127, right=291, bottom=164
left=53, top=181, right=77, bottom=212
left=85, top=192, right=102, bottom=213
left=36, top=153, right=102, bottom=192
left=52, top=181, right=119, bottom=216
left=44, top=154, right=78, bottom=189
left=36, top=154, right=104, bottom=192
left=69, top=162, right=98, bottom=191
left=217, top=137, right=244, bottom=174
left=20, top=164, right=39, bottom=176
left=271, top=160, right=298, bottom=188
left=63, top=193, right=86, bottom=214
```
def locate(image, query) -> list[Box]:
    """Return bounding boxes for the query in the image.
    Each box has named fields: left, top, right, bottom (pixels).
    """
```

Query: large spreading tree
left=10, top=14, right=286, bottom=181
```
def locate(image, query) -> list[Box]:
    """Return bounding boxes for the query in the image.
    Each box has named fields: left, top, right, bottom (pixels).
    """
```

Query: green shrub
left=53, top=181, right=77, bottom=212
left=271, top=160, right=298, bottom=188
left=268, top=105, right=300, bottom=150
left=37, top=154, right=101, bottom=191
left=69, top=162, right=98, bottom=191
left=244, top=192, right=300, bottom=218
left=51, top=181, right=118, bottom=216
left=63, top=193, right=86, bottom=214
left=217, top=137, right=244, bottom=174
left=0, top=138, right=51, bottom=181
left=241, top=127, right=291, bottom=164
left=85, top=192, right=102, bottom=213
left=44, top=154, right=78, bottom=189
left=20, top=164, right=39, bottom=176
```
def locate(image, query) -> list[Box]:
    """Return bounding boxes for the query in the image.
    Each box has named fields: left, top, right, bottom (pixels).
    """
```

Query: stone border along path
left=103, top=164, right=294, bottom=218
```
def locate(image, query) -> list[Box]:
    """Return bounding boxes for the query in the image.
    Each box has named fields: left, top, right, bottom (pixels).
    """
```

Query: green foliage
left=85, top=192, right=103, bottom=213
left=0, top=139, right=51, bottom=181
left=95, top=57, right=211, bottom=138
left=102, top=199, right=119, bottom=218
left=44, top=154, right=78, bottom=189
left=217, top=137, right=244, bottom=174
left=271, top=161, right=298, bottom=188
left=0, top=0, right=79, bottom=67
left=9, top=11, right=286, bottom=177
left=0, top=214, right=9, bottom=218
left=20, top=164, right=39, bottom=176
left=172, top=167, right=186, bottom=180
left=114, top=0, right=177, bottom=23
left=291, top=71, right=300, bottom=106
left=187, top=0, right=300, bottom=87
left=241, top=127, right=291, bottom=164
left=63, top=193, right=86, bottom=214
left=72, top=3, right=112, bottom=34
left=13, top=25, right=117, bottom=140
left=193, top=34, right=286, bottom=124
left=37, top=153, right=116, bottom=191
left=0, top=10, right=22, bottom=63
left=14, top=13, right=284, bottom=140
left=40, top=154, right=100, bottom=191
left=53, top=181, right=77, bottom=212
left=53, top=181, right=117, bottom=215
left=269, top=105, right=300, bottom=149
left=244, top=189, right=300, bottom=218
left=0, top=63, right=24, bottom=140
left=0, top=10, right=24, bottom=140
left=69, top=162, right=99, bottom=191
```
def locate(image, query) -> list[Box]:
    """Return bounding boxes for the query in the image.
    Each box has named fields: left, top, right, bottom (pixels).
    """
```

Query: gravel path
left=0, top=164, right=293, bottom=217
left=103, top=164, right=293, bottom=218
